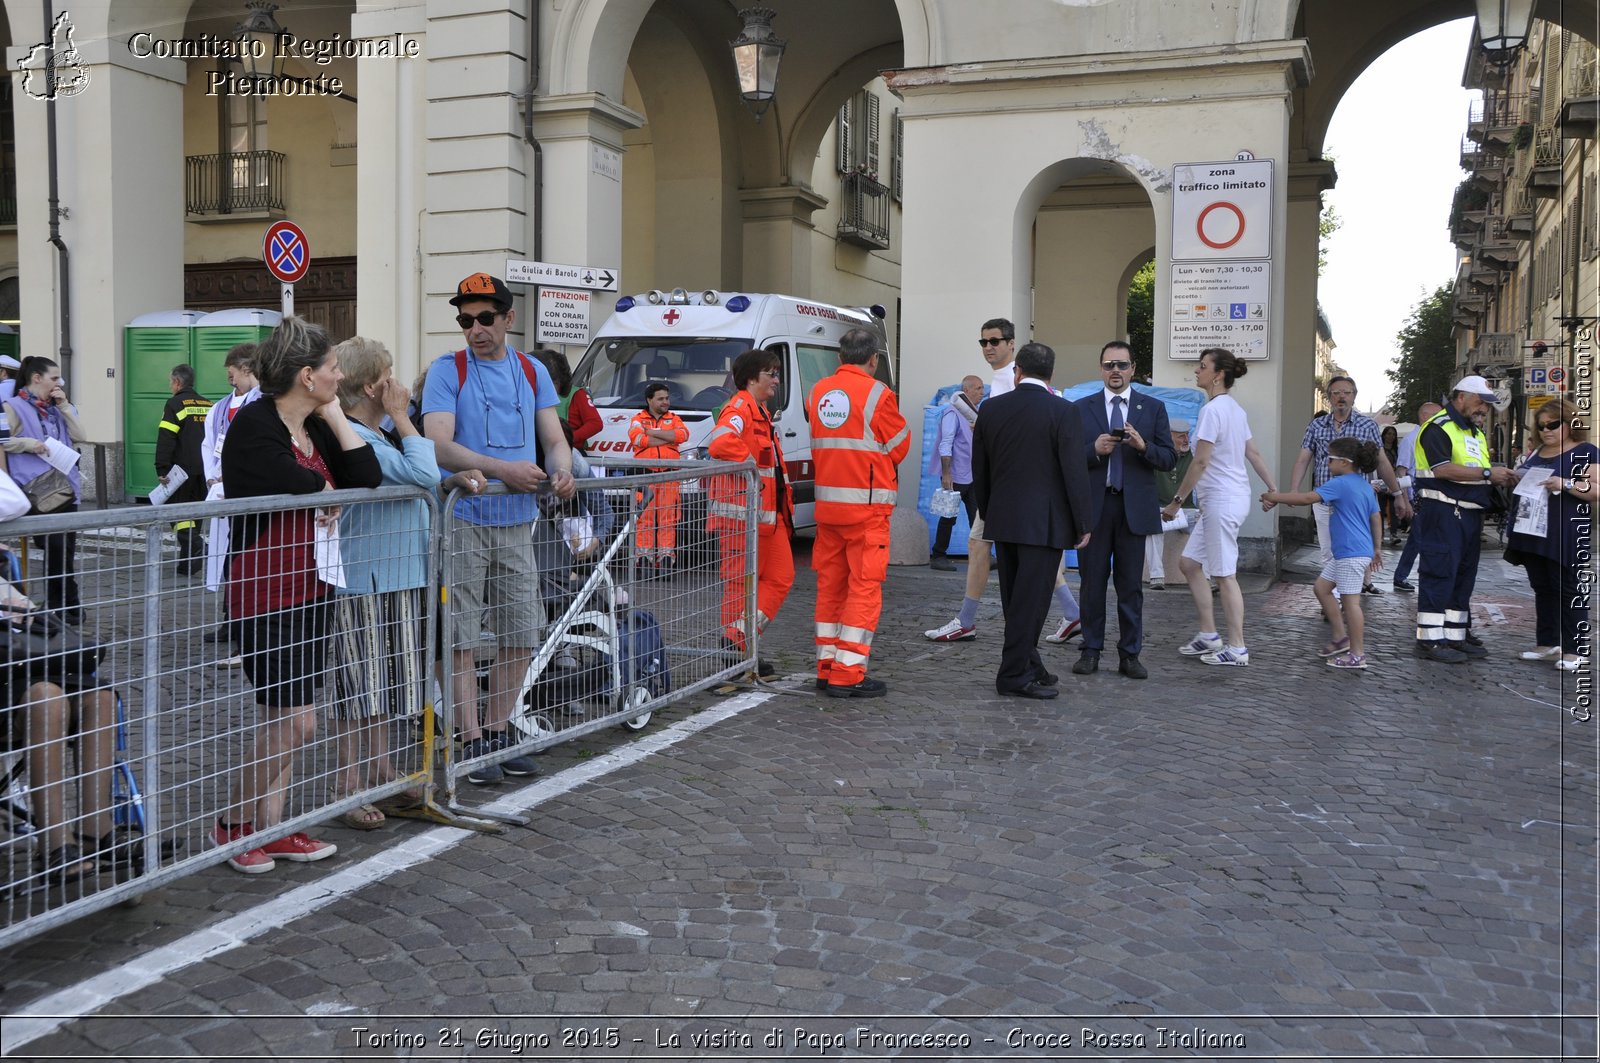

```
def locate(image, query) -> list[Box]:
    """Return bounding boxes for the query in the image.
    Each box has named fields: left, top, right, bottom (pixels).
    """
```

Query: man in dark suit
left=1071, top=341, right=1176, bottom=679
left=972, top=342, right=1093, bottom=700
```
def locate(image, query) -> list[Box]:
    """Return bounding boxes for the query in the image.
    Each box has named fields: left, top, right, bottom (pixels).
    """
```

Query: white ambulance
left=568, top=289, right=893, bottom=534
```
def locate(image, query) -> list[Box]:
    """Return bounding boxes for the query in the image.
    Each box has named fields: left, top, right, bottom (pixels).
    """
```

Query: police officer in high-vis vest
left=1411, top=374, right=1517, bottom=663
left=807, top=328, right=910, bottom=698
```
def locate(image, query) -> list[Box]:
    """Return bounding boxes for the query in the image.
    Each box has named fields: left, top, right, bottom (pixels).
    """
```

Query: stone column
left=353, top=2, right=426, bottom=380
left=526, top=92, right=642, bottom=327
left=738, top=186, right=828, bottom=295
left=6, top=31, right=186, bottom=447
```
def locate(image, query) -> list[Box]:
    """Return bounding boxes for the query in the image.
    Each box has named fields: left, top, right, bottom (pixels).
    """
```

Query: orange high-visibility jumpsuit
left=706, top=390, right=794, bottom=650
left=628, top=409, right=689, bottom=562
left=807, top=363, right=910, bottom=688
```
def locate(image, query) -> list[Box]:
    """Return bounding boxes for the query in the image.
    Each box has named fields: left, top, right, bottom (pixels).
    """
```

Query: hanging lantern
left=1475, top=0, right=1535, bottom=66
left=730, top=8, right=785, bottom=120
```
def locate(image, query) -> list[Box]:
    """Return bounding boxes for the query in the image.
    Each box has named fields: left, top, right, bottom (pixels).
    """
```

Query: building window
left=224, top=82, right=269, bottom=195
left=837, top=89, right=880, bottom=181
left=0, top=80, right=15, bottom=226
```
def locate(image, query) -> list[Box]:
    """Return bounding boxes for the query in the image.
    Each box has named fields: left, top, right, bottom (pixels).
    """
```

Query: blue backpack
left=618, top=609, right=670, bottom=697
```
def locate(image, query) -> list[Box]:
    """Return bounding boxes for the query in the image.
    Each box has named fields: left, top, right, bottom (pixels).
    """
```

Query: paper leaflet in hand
left=314, top=511, right=347, bottom=588
left=146, top=465, right=188, bottom=506
left=1161, top=508, right=1192, bottom=533
left=41, top=437, right=80, bottom=473
left=1511, top=469, right=1550, bottom=538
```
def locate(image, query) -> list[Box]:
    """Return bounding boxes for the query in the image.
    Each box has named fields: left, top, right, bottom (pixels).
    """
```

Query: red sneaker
left=210, top=821, right=275, bottom=875
left=258, top=832, right=337, bottom=863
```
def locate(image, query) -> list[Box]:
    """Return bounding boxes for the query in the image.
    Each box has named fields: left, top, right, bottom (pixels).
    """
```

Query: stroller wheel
left=618, top=685, right=653, bottom=732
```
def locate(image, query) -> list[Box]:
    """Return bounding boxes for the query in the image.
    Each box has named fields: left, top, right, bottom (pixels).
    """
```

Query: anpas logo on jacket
left=816, top=390, right=851, bottom=430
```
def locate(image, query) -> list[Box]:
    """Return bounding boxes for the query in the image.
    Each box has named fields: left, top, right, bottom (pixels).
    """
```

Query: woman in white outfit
left=1161, top=348, right=1278, bottom=667
left=202, top=344, right=261, bottom=591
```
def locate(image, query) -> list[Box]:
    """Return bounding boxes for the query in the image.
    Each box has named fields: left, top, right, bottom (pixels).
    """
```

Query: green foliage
left=1384, top=282, right=1457, bottom=418
left=1125, top=259, right=1154, bottom=380
left=1318, top=202, right=1341, bottom=275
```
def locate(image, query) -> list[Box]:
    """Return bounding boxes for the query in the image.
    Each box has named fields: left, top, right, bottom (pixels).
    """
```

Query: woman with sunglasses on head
left=1506, top=398, right=1596, bottom=672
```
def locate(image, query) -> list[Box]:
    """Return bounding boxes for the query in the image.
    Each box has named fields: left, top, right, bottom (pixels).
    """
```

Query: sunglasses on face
left=456, top=310, right=504, bottom=329
left=1101, top=360, right=1132, bottom=371
left=978, top=338, right=1008, bottom=347
left=1537, top=420, right=1564, bottom=430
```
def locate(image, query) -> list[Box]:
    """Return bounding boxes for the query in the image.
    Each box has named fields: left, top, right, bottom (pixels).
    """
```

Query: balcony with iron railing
left=1560, top=48, right=1598, bottom=138
left=1501, top=184, right=1536, bottom=239
left=1468, top=93, right=1530, bottom=145
left=1524, top=126, right=1562, bottom=198
left=837, top=170, right=890, bottom=250
left=185, top=150, right=287, bottom=217
left=1460, top=135, right=1505, bottom=190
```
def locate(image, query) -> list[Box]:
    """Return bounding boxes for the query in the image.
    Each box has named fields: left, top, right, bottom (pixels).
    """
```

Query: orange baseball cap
left=449, top=272, right=513, bottom=310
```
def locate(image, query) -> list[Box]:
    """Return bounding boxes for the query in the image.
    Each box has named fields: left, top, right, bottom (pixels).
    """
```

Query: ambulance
left=568, top=288, right=893, bottom=538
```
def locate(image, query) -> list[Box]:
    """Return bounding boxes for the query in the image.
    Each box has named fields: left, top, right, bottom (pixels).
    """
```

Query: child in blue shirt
left=1263, top=438, right=1382, bottom=669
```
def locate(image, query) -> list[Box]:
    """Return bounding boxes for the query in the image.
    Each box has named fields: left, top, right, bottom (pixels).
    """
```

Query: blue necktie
left=1108, top=395, right=1125, bottom=492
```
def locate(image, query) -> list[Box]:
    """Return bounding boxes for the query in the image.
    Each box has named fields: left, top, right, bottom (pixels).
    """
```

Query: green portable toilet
left=193, top=308, right=280, bottom=398
left=124, top=310, right=204, bottom=498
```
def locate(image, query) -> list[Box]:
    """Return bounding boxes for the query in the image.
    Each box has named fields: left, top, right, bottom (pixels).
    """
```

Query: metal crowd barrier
left=437, top=458, right=762, bottom=821
left=0, top=458, right=761, bottom=949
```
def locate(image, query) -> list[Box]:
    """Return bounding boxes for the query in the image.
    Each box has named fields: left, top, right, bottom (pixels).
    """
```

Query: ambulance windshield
left=573, top=337, right=753, bottom=412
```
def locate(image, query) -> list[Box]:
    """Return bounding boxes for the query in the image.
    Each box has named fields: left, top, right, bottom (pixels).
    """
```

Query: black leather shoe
left=1415, top=640, right=1468, bottom=663
left=1392, top=579, right=1414, bottom=591
left=1118, top=655, right=1148, bottom=679
left=824, top=678, right=888, bottom=699
left=1001, top=681, right=1058, bottom=700
left=1034, top=671, right=1059, bottom=687
left=1071, top=652, right=1100, bottom=675
left=756, top=659, right=776, bottom=677
left=929, top=556, right=957, bottom=571
left=1457, top=641, right=1489, bottom=659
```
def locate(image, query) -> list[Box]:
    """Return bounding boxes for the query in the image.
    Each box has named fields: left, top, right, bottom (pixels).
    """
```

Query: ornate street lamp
left=236, top=0, right=290, bottom=85
left=730, top=8, right=784, bottom=120
left=1475, top=0, right=1536, bottom=66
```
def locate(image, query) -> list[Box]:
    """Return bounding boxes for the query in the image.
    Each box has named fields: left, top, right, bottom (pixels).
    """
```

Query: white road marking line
left=1, top=688, right=775, bottom=1058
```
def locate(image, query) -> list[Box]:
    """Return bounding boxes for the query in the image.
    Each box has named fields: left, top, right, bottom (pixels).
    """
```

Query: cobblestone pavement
left=1, top=537, right=1595, bottom=1060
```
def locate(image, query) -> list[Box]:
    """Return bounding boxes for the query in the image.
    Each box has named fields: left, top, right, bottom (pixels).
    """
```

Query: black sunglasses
left=455, top=310, right=505, bottom=329
left=1537, top=419, right=1565, bottom=430
left=978, top=337, right=1008, bottom=347
left=1101, top=360, right=1132, bottom=371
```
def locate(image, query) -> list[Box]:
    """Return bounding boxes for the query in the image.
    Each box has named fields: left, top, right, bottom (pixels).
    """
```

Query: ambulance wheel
left=618, top=685, right=653, bottom=732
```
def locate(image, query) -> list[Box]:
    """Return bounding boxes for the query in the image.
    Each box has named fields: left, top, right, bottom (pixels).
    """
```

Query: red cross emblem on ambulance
left=662, top=309, right=681, bottom=325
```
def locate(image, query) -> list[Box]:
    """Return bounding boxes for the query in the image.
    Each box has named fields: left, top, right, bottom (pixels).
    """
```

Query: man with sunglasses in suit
left=423, top=272, right=575, bottom=784
left=1071, top=341, right=1175, bottom=679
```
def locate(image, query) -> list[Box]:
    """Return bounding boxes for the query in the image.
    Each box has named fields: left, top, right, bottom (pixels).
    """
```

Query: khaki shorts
left=448, top=522, right=540, bottom=648
left=966, top=512, right=992, bottom=545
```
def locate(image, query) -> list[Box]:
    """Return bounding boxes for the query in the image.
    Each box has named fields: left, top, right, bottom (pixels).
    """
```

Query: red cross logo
left=663, top=309, right=681, bottom=325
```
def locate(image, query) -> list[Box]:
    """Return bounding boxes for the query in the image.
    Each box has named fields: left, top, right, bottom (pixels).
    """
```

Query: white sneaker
left=1519, top=646, right=1562, bottom=661
left=1178, top=634, right=1223, bottom=656
left=1045, top=618, right=1081, bottom=643
left=1200, top=646, right=1250, bottom=667
left=1556, top=655, right=1587, bottom=672
left=924, top=618, right=977, bottom=642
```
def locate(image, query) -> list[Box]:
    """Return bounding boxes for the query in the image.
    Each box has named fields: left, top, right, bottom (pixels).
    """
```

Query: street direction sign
left=262, top=220, right=310, bottom=284
left=505, top=258, right=619, bottom=292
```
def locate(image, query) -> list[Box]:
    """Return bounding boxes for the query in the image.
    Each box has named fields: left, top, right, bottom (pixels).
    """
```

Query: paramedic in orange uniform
left=807, top=328, right=910, bottom=699
left=628, top=382, right=690, bottom=575
left=706, top=348, right=794, bottom=678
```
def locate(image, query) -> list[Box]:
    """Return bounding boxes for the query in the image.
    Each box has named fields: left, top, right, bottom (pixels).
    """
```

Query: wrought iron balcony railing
left=185, top=150, right=287, bottom=216
left=837, top=170, right=891, bottom=250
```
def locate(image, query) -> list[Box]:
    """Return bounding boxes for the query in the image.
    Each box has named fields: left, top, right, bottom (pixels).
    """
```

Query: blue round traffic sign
left=263, top=220, right=310, bottom=283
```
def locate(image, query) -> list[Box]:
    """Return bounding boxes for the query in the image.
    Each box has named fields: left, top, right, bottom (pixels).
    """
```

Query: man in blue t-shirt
left=423, top=271, right=575, bottom=784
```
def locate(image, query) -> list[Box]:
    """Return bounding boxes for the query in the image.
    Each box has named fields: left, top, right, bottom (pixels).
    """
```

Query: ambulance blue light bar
left=614, top=296, right=636, bottom=312
left=725, top=296, right=751, bottom=312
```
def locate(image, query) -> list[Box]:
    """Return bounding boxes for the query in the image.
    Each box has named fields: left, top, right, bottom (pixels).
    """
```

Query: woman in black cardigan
left=217, top=317, right=381, bottom=875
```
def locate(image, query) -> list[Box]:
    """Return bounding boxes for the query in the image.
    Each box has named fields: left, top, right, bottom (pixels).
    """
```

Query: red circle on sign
left=1196, top=202, right=1246, bottom=250
left=1548, top=366, right=1567, bottom=383
left=263, top=220, right=310, bottom=283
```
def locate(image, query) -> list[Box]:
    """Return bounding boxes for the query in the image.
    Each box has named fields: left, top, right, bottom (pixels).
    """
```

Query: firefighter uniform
left=706, top=390, right=794, bottom=651
left=807, top=363, right=910, bottom=692
left=1412, top=404, right=1492, bottom=657
left=628, top=409, right=689, bottom=566
left=156, top=384, right=213, bottom=573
